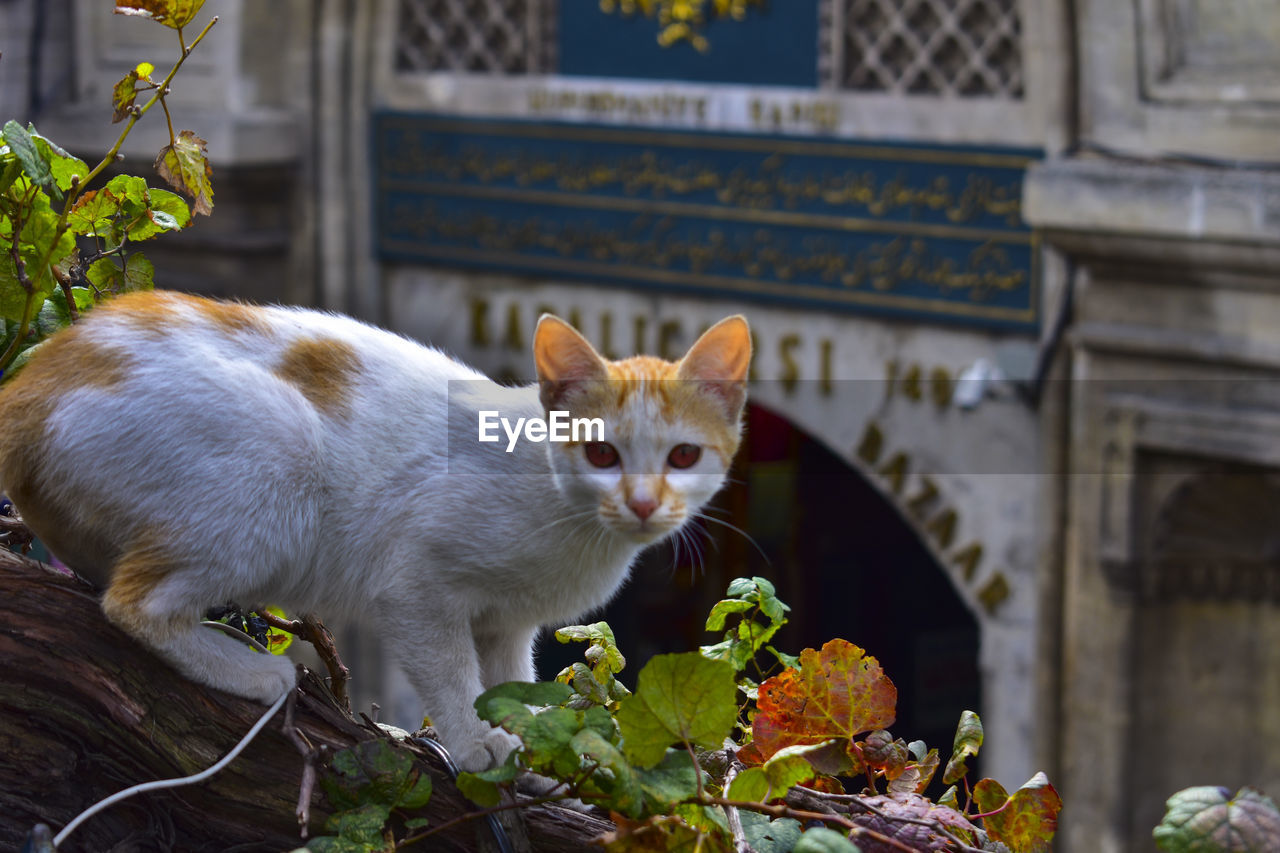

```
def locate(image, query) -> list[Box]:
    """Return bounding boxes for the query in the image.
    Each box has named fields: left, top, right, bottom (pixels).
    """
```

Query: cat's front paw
left=454, top=727, right=521, bottom=773
left=222, top=652, right=298, bottom=704
left=516, top=772, right=592, bottom=812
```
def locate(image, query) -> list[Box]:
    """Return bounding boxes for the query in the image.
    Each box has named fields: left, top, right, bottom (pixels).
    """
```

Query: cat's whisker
left=533, top=508, right=600, bottom=539
left=679, top=526, right=707, bottom=580
left=689, top=510, right=771, bottom=566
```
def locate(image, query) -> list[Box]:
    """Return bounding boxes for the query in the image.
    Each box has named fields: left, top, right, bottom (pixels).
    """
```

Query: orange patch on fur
left=194, top=296, right=271, bottom=335
left=0, top=325, right=130, bottom=566
left=99, top=290, right=271, bottom=338
left=101, top=527, right=186, bottom=637
left=274, top=337, right=360, bottom=415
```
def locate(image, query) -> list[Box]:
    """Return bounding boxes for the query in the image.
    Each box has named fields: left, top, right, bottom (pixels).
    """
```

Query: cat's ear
left=677, top=315, right=751, bottom=417
left=533, top=314, right=608, bottom=411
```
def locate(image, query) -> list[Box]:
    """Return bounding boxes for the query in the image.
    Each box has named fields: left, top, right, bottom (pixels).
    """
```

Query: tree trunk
left=0, top=549, right=612, bottom=852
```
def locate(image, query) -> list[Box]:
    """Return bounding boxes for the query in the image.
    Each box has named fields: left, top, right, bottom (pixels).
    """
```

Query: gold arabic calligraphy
left=380, top=136, right=1024, bottom=227
left=388, top=200, right=1027, bottom=301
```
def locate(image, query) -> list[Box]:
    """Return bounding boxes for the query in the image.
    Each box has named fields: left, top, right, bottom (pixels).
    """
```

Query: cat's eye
left=584, top=442, right=620, bottom=468
left=667, top=444, right=701, bottom=469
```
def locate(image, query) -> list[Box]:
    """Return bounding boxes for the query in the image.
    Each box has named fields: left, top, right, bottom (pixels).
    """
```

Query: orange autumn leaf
left=751, top=639, right=897, bottom=763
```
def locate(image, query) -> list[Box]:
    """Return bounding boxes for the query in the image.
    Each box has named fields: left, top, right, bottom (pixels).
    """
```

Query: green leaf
left=3, top=120, right=58, bottom=201
left=456, top=749, right=519, bottom=807
left=972, top=773, right=1060, bottom=853
left=739, top=812, right=803, bottom=853
left=1153, top=786, right=1280, bottom=853
left=616, top=653, right=737, bottom=768
left=573, top=728, right=646, bottom=817
left=0, top=154, right=22, bottom=196
left=154, top=129, right=213, bottom=215
left=635, top=749, right=700, bottom=811
left=398, top=769, right=432, bottom=809
left=556, top=621, right=630, bottom=708
left=29, top=130, right=86, bottom=195
left=0, top=256, right=33, bottom=322
left=456, top=774, right=501, bottom=808
left=114, top=0, right=206, bottom=29
left=514, top=707, right=586, bottom=777
left=582, top=704, right=618, bottom=743
left=556, top=622, right=617, bottom=645
left=31, top=294, right=74, bottom=341
left=672, top=803, right=730, bottom=835
left=704, top=598, right=753, bottom=632
left=727, top=745, right=817, bottom=803
left=86, top=253, right=155, bottom=295
left=700, top=577, right=792, bottom=673
left=793, top=827, right=860, bottom=853
left=111, top=63, right=155, bottom=123
left=942, top=710, right=983, bottom=785
left=323, top=801, right=391, bottom=846
left=18, top=207, right=76, bottom=294
left=320, top=739, right=429, bottom=825
left=67, top=189, right=122, bottom=238
left=475, top=681, right=574, bottom=720
left=147, top=187, right=192, bottom=229
left=104, top=174, right=150, bottom=211
left=938, top=785, right=960, bottom=810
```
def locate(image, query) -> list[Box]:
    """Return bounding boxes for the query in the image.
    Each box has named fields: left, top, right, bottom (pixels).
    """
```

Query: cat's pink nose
left=628, top=497, right=659, bottom=521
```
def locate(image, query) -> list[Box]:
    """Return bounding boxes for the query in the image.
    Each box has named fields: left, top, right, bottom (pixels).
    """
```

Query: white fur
left=16, top=299, right=740, bottom=772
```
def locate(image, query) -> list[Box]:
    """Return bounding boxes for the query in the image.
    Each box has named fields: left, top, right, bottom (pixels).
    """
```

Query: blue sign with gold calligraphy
left=374, top=113, right=1041, bottom=332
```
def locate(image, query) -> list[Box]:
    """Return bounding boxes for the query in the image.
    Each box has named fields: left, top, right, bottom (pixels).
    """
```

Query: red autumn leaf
left=735, top=739, right=765, bottom=767
left=751, top=639, right=897, bottom=763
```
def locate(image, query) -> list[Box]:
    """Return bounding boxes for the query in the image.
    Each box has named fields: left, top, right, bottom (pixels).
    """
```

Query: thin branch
left=64, top=15, right=218, bottom=207
left=55, top=267, right=79, bottom=323
left=160, top=95, right=177, bottom=149
left=395, top=791, right=603, bottom=850
left=0, top=511, right=34, bottom=551
left=283, top=684, right=324, bottom=840
left=0, top=196, right=37, bottom=371
left=722, top=762, right=753, bottom=853
left=258, top=610, right=351, bottom=713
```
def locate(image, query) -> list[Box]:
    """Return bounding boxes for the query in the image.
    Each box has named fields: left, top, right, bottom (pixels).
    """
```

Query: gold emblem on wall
left=598, top=0, right=765, bottom=51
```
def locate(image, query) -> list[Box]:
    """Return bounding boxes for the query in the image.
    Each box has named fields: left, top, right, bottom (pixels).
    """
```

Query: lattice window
left=394, top=0, right=556, bottom=73
left=824, top=0, right=1023, bottom=98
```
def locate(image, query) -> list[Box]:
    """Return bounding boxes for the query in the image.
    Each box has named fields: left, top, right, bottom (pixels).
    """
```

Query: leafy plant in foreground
left=314, top=577, right=1064, bottom=852
left=0, top=0, right=217, bottom=377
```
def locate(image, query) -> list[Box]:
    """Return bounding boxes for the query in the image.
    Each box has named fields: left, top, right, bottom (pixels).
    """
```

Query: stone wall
left=1027, top=0, right=1280, bottom=848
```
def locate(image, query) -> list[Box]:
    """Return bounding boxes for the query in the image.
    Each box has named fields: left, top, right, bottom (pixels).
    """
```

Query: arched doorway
left=537, top=403, right=982, bottom=769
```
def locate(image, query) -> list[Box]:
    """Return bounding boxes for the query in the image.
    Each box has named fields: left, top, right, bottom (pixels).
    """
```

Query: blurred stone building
left=1, top=2, right=1277, bottom=849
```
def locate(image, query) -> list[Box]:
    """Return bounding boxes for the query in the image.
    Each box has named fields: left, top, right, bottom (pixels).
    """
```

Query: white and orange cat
left=0, top=290, right=750, bottom=772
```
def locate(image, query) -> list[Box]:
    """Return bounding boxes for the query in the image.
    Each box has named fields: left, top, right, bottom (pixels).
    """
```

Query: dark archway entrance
left=537, top=403, right=981, bottom=765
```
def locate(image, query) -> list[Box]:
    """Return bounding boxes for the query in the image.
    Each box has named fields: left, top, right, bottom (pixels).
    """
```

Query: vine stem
left=394, top=792, right=607, bottom=850
left=257, top=609, right=351, bottom=712
left=66, top=14, right=219, bottom=208
left=0, top=14, right=219, bottom=374
left=0, top=196, right=37, bottom=371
